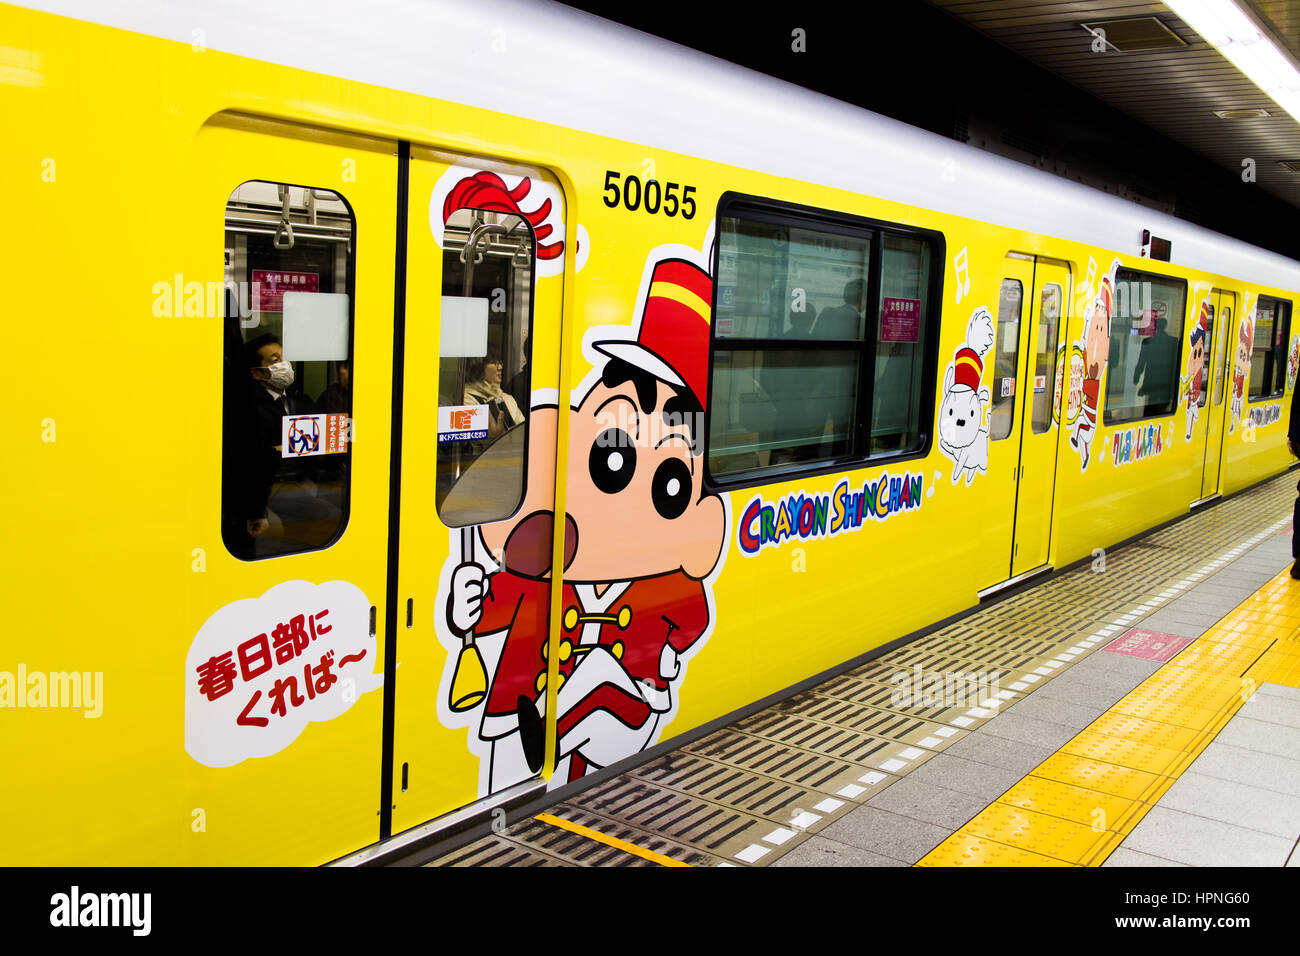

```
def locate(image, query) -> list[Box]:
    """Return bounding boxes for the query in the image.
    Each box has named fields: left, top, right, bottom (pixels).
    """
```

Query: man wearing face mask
left=226, top=334, right=321, bottom=558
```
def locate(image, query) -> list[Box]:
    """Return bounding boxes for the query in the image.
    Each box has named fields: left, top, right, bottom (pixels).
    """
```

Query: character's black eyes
left=652, top=458, right=691, bottom=520
left=590, top=429, right=636, bottom=494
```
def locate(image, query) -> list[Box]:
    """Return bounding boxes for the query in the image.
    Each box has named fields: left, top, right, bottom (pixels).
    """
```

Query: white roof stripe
left=17, top=0, right=1300, bottom=289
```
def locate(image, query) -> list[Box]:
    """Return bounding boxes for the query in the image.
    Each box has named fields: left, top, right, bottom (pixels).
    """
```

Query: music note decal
left=953, top=247, right=972, bottom=304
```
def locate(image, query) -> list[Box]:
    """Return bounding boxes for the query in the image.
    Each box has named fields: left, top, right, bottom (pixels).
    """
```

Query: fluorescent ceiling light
left=1165, top=0, right=1300, bottom=123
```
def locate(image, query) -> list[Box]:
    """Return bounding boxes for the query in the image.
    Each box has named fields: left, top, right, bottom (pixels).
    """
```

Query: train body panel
left=2, top=1, right=1297, bottom=864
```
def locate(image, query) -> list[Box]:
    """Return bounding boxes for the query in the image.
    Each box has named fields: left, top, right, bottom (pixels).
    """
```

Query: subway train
left=4, top=0, right=1299, bottom=865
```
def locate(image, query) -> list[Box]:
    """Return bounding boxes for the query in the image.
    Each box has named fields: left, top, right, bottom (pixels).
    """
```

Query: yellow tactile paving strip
left=917, top=569, right=1300, bottom=866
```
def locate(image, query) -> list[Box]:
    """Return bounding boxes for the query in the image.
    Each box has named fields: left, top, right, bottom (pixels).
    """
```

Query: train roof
left=20, top=0, right=1300, bottom=291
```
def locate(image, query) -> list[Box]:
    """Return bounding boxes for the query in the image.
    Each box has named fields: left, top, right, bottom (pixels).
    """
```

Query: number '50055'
left=603, top=171, right=696, bottom=218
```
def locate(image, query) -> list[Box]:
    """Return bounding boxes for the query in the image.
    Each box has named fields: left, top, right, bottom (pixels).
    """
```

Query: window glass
left=222, top=182, right=353, bottom=561
left=714, top=218, right=870, bottom=342
left=435, top=207, right=534, bottom=527
left=710, top=350, right=858, bottom=474
left=1104, top=269, right=1186, bottom=424
left=707, top=203, right=938, bottom=483
left=872, top=237, right=931, bottom=453
left=1032, top=283, right=1062, bottom=433
left=1250, top=297, right=1291, bottom=398
left=989, top=280, right=1021, bottom=441
left=1214, top=306, right=1231, bottom=406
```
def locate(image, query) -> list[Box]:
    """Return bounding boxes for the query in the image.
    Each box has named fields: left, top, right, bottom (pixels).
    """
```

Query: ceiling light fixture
left=1164, top=0, right=1300, bottom=124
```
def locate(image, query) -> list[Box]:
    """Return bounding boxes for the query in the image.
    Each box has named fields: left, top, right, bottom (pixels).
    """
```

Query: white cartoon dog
left=938, top=306, right=995, bottom=486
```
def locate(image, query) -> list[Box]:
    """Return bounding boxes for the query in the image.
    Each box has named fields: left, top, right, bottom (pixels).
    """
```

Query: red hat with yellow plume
left=593, top=258, right=713, bottom=408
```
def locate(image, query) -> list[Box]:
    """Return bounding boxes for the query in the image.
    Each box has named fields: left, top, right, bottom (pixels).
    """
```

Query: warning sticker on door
left=439, top=404, right=489, bottom=443
left=281, top=414, right=349, bottom=457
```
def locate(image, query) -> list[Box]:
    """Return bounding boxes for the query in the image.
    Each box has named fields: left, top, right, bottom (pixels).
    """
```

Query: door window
left=221, top=181, right=354, bottom=560
left=435, top=207, right=535, bottom=527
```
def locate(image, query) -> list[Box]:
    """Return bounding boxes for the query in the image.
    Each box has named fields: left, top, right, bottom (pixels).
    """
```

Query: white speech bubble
left=185, top=580, right=384, bottom=768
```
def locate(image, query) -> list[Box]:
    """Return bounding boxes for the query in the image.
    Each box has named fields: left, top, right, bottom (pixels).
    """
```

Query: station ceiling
left=926, top=1, right=1300, bottom=210
left=558, top=0, right=1300, bottom=257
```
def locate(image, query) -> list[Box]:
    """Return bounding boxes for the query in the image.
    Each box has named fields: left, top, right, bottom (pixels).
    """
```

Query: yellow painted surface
left=3, top=3, right=1298, bottom=864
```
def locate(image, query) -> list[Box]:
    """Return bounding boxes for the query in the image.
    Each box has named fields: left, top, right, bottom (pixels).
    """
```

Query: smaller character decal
left=1229, top=306, right=1254, bottom=434
left=938, top=306, right=995, bottom=486
left=1288, top=334, right=1300, bottom=394
left=1182, top=298, right=1211, bottom=441
left=1069, top=258, right=1120, bottom=471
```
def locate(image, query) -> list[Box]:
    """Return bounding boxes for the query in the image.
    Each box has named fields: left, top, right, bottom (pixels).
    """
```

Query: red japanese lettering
left=272, top=614, right=311, bottom=664
left=309, top=651, right=339, bottom=696
left=237, top=634, right=272, bottom=680
left=268, top=676, right=304, bottom=717
left=237, top=690, right=268, bottom=727
left=196, top=652, right=238, bottom=701
left=310, top=609, right=331, bottom=639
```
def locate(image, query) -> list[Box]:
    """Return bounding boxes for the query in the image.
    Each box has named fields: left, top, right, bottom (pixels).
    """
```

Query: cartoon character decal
left=1229, top=303, right=1254, bottom=434
left=429, top=164, right=589, bottom=278
left=1068, top=258, right=1120, bottom=471
left=1287, top=334, right=1299, bottom=394
left=436, top=247, right=728, bottom=796
left=1182, top=297, right=1211, bottom=441
left=937, top=306, right=995, bottom=485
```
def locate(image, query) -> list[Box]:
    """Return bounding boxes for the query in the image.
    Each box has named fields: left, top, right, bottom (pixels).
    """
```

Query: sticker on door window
left=185, top=580, right=384, bottom=768
left=281, top=414, right=350, bottom=457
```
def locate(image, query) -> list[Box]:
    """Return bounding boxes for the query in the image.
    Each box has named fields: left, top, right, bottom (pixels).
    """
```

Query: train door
left=194, top=116, right=399, bottom=864
left=388, top=150, right=565, bottom=837
left=1199, top=289, right=1236, bottom=500
left=1012, top=260, right=1069, bottom=575
left=990, top=256, right=1068, bottom=583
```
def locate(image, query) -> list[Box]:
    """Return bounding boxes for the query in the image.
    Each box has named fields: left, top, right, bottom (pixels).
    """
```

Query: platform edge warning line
left=533, top=812, right=691, bottom=867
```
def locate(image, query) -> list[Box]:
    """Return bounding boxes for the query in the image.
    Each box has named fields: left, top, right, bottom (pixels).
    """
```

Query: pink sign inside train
left=253, top=270, right=319, bottom=311
left=881, top=297, right=921, bottom=342
left=1104, top=628, right=1194, bottom=663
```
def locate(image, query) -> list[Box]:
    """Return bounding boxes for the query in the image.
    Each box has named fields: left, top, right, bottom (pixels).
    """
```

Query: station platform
left=431, top=470, right=1300, bottom=867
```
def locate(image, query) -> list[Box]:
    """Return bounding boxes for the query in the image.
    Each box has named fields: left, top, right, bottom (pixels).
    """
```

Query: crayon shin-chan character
left=1230, top=314, right=1253, bottom=433
left=1069, top=268, right=1115, bottom=470
left=1184, top=300, right=1209, bottom=440
left=445, top=258, right=727, bottom=793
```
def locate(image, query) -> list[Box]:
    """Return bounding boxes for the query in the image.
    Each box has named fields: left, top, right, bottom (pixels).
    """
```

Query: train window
left=1103, top=268, right=1187, bottom=425
left=221, top=182, right=355, bottom=561
left=435, top=207, right=534, bottom=527
left=1214, top=306, right=1231, bottom=406
left=1249, top=297, right=1291, bottom=399
left=706, top=195, right=940, bottom=484
left=989, top=279, right=1022, bottom=441
left=1032, top=284, right=1063, bottom=433
left=872, top=236, right=932, bottom=453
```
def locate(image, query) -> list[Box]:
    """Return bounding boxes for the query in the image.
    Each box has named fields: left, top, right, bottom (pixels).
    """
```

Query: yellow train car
left=3, top=0, right=1298, bottom=865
